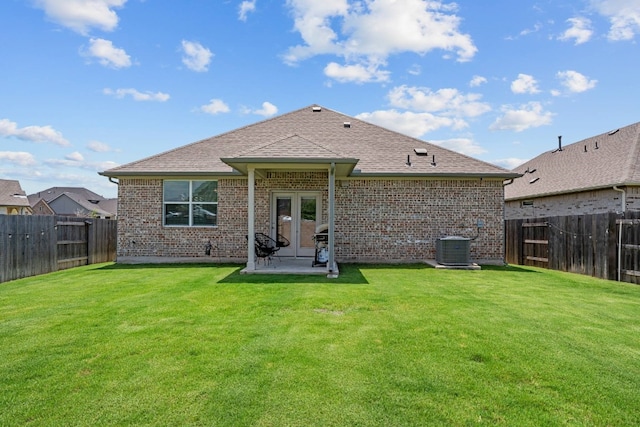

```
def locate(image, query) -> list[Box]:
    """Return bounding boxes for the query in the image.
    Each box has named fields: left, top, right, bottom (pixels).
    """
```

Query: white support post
left=246, top=167, right=256, bottom=270
left=328, top=162, right=335, bottom=273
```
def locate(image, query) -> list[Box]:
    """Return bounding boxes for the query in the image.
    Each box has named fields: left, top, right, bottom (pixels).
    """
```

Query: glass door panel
left=272, top=192, right=321, bottom=258
left=275, top=196, right=293, bottom=257
left=298, top=196, right=317, bottom=256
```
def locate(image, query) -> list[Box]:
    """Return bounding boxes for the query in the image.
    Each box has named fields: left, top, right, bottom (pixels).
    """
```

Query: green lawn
left=1, top=263, right=639, bottom=426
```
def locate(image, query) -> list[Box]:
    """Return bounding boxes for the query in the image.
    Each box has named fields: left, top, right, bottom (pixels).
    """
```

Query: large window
left=163, top=180, right=217, bottom=227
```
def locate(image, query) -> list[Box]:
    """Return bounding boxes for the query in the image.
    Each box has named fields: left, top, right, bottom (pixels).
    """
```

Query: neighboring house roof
left=27, top=186, right=117, bottom=217
left=505, top=121, right=640, bottom=201
left=28, top=186, right=104, bottom=204
left=101, top=105, right=517, bottom=179
left=0, top=179, right=30, bottom=208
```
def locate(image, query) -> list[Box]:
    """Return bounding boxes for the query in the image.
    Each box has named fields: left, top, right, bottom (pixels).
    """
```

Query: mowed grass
left=1, top=263, right=639, bottom=426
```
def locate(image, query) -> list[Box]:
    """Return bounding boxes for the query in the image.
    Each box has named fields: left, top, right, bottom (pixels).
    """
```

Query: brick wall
left=117, top=175, right=506, bottom=263
left=335, top=178, right=505, bottom=263
left=504, top=187, right=638, bottom=219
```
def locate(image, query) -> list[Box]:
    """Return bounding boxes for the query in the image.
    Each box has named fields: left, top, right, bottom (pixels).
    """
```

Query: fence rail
left=505, top=212, right=640, bottom=284
left=0, top=215, right=117, bottom=284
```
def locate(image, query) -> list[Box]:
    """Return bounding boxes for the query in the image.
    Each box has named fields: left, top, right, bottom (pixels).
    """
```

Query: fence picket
left=506, top=212, right=640, bottom=284
left=0, top=215, right=116, bottom=283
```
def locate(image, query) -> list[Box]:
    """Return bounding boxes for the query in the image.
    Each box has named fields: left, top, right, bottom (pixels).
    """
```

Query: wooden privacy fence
left=505, top=211, right=640, bottom=284
left=0, top=215, right=117, bottom=284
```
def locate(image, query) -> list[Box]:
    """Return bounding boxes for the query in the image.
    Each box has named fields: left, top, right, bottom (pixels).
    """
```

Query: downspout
left=613, top=186, right=626, bottom=282
left=613, top=186, right=626, bottom=213
left=108, top=177, right=119, bottom=185
left=328, top=162, right=336, bottom=276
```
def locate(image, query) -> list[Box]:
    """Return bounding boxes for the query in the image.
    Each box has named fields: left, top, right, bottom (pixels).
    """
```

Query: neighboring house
left=28, top=187, right=117, bottom=219
left=100, top=105, right=518, bottom=270
left=0, top=179, right=32, bottom=215
left=505, top=121, right=640, bottom=219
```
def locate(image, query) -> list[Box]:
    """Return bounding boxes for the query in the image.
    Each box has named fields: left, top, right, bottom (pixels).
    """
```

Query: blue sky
left=2, top=0, right=640, bottom=199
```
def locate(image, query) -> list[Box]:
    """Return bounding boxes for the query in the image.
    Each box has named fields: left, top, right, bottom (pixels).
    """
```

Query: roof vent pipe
left=406, top=155, right=411, bottom=166
left=431, top=155, right=436, bottom=166
left=558, top=135, right=563, bottom=151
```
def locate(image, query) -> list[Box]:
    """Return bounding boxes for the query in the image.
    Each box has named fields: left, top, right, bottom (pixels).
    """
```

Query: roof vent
left=530, top=177, right=540, bottom=184
left=595, top=141, right=599, bottom=149
left=608, top=129, right=619, bottom=136
left=312, top=106, right=322, bottom=112
left=343, top=122, right=351, bottom=128
left=414, top=148, right=428, bottom=156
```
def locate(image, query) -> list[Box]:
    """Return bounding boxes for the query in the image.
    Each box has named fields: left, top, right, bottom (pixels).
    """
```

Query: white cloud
left=324, top=62, right=390, bottom=83
left=253, top=102, right=278, bottom=117
left=356, top=109, right=464, bottom=138
left=34, top=0, right=126, bottom=35
left=103, top=88, right=170, bottom=102
left=66, top=151, right=85, bottom=162
left=44, top=155, right=118, bottom=171
left=0, top=151, right=37, bottom=166
left=511, top=74, right=540, bottom=94
left=469, top=75, right=487, bottom=87
left=559, top=17, right=593, bottom=44
left=181, top=40, right=213, bottom=72
left=493, top=158, right=527, bottom=170
left=592, top=0, right=640, bottom=41
left=84, top=38, right=131, bottom=68
left=87, top=140, right=113, bottom=152
left=284, top=0, right=476, bottom=82
left=239, top=0, right=257, bottom=21
left=0, top=119, right=70, bottom=146
left=408, top=64, right=422, bottom=76
left=490, top=102, right=554, bottom=132
left=430, top=138, right=486, bottom=156
left=387, top=85, right=491, bottom=118
left=199, top=99, right=230, bottom=115
left=519, top=23, right=543, bottom=37
left=556, top=70, right=597, bottom=93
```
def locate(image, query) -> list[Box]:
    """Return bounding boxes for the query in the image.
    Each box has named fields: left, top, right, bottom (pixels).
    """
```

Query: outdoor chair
left=254, top=232, right=281, bottom=265
left=276, top=233, right=290, bottom=248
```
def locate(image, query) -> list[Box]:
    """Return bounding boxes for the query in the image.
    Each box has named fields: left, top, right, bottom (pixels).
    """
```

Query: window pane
left=164, top=181, right=189, bottom=202
left=193, top=204, right=217, bottom=226
left=164, top=203, right=189, bottom=225
left=193, top=181, right=218, bottom=202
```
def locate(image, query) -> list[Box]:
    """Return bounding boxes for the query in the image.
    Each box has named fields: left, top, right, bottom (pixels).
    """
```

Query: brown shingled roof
left=101, top=105, right=516, bottom=178
left=505, top=121, right=640, bottom=201
left=0, top=179, right=30, bottom=207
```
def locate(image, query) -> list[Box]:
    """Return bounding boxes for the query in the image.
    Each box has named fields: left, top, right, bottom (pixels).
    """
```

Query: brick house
left=505, top=121, right=640, bottom=219
left=100, top=105, right=518, bottom=272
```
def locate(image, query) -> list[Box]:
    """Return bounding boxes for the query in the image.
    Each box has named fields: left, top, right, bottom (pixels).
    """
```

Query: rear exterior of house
left=505, top=122, right=640, bottom=219
left=102, top=105, right=518, bottom=269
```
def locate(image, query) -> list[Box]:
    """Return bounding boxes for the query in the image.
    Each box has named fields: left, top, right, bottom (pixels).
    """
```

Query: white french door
left=272, top=192, right=321, bottom=257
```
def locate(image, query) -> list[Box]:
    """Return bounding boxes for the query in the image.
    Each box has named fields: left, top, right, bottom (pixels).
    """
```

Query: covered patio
left=240, top=256, right=339, bottom=277
left=221, top=140, right=357, bottom=279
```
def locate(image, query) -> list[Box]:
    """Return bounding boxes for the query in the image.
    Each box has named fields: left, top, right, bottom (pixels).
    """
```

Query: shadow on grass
left=94, top=262, right=371, bottom=284
left=217, top=264, right=370, bottom=285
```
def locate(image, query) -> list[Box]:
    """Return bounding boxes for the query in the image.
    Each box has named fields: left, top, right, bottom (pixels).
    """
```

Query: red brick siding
left=117, top=175, right=505, bottom=263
